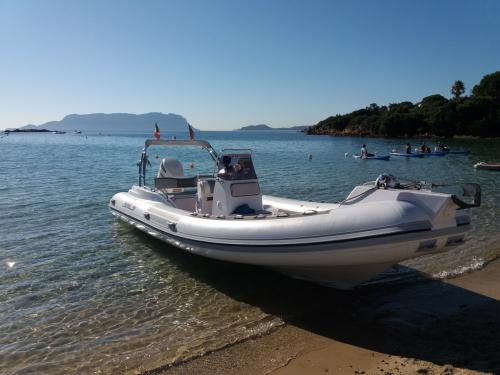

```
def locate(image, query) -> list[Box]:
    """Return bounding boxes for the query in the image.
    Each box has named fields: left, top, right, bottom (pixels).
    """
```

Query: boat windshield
left=217, top=154, right=257, bottom=181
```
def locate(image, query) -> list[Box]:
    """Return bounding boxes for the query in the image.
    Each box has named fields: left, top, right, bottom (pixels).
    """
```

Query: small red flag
left=188, top=124, right=195, bottom=140
left=154, top=123, right=160, bottom=139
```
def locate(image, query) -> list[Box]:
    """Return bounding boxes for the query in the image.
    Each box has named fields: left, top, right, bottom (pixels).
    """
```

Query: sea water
left=1, top=131, right=499, bottom=374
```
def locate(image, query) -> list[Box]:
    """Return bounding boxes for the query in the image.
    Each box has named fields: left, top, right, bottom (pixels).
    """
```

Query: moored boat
left=109, top=139, right=481, bottom=289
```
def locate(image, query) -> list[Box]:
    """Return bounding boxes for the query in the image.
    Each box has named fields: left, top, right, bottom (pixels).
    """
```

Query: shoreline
left=152, top=256, right=500, bottom=375
left=306, top=132, right=500, bottom=140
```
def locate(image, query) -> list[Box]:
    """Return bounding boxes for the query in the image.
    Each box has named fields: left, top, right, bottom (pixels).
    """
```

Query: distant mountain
left=238, top=124, right=273, bottom=131
left=236, top=124, right=309, bottom=131
left=20, top=112, right=193, bottom=133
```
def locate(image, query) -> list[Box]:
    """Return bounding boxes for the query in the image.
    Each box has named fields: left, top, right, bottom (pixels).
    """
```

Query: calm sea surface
left=1, top=131, right=499, bottom=374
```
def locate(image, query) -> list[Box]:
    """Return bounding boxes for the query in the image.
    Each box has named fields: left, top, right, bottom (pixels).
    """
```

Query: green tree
left=416, top=95, right=455, bottom=137
left=451, top=80, right=465, bottom=100
left=472, top=71, right=500, bottom=105
left=379, top=112, right=423, bottom=137
left=456, top=96, right=499, bottom=136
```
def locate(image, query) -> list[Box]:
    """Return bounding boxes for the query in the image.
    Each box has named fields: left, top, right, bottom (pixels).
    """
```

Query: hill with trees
left=307, top=71, right=500, bottom=138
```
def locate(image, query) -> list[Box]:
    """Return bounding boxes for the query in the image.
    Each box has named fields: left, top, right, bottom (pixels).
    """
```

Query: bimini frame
left=138, top=139, right=219, bottom=186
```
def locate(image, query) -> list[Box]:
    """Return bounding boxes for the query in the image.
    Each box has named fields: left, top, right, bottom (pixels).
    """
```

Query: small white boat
left=109, top=139, right=481, bottom=289
left=474, top=162, right=500, bottom=171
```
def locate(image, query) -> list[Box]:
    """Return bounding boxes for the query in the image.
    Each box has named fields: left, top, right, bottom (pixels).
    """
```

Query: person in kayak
left=360, top=145, right=375, bottom=158
left=405, top=143, right=412, bottom=154
left=420, top=143, right=431, bottom=153
left=361, top=144, right=368, bottom=158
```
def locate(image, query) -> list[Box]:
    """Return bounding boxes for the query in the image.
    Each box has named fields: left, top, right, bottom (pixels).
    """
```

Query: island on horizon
left=4, top=128, right=66, bottom=134
left=235, top=124, right=309, bottom=131
left=7, top=112, right=194, bottom=134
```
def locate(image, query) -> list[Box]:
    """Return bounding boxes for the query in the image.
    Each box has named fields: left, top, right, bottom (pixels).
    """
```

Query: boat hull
left=110, top=204, right=470, bottom=289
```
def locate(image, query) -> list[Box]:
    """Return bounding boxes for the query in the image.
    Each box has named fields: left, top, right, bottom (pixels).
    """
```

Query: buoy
left=309, top=154, right=313, bottom=160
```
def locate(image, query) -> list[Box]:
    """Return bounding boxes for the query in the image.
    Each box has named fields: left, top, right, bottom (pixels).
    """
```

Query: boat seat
left=197, top=179, right=215, bottom=214
left=155, top=177, right=198, bottom=189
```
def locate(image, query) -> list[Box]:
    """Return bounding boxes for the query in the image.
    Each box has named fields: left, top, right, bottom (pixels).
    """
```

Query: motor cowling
left=375, top=173, right=398, bottom=189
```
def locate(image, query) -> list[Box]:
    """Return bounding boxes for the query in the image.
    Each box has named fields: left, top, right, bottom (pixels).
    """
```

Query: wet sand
left=148, top=257, right=500, bottom=375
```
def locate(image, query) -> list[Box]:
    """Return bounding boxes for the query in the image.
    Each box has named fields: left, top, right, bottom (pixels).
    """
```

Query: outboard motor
left=375, top=173, right=398, bottom=189
left=158, top=158, right=184, bottom=179
left=212, top=154, right=263, bottom=216
left=156, top=158, right=187, bottom=193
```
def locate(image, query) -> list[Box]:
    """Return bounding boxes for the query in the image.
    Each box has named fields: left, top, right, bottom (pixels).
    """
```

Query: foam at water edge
left=432, top=257, right=486, bottom=280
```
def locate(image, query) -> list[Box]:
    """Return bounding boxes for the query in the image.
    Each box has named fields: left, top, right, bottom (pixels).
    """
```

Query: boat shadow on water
left=126, top=225, right=500, bottom=374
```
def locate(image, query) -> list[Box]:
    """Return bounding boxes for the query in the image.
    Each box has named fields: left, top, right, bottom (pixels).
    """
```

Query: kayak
left=353, top=154, right=390, bottom=160
left=416, top=151, right=446, bottom=157
left=444, top=150, right=471, bottom=155
left=474, top=162, right=500, bottom=171
left=390, top=152, right=424, bottom=158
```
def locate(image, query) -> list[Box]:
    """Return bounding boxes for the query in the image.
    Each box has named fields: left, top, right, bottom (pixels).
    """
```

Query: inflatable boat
left=109, top=139, right=481, bottom=289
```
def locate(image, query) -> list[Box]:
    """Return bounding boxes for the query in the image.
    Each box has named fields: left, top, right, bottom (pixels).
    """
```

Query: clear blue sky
left=1, top=0, right=499, bottom=130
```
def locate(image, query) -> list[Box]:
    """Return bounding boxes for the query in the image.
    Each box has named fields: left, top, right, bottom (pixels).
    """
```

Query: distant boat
left=74, top=130, right=82, bottom=134
left=474, top=162, right=500, bottom=171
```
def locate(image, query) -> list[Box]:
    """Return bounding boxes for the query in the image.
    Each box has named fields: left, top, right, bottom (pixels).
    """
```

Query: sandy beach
left=148, top=255, right=500, bottom=375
